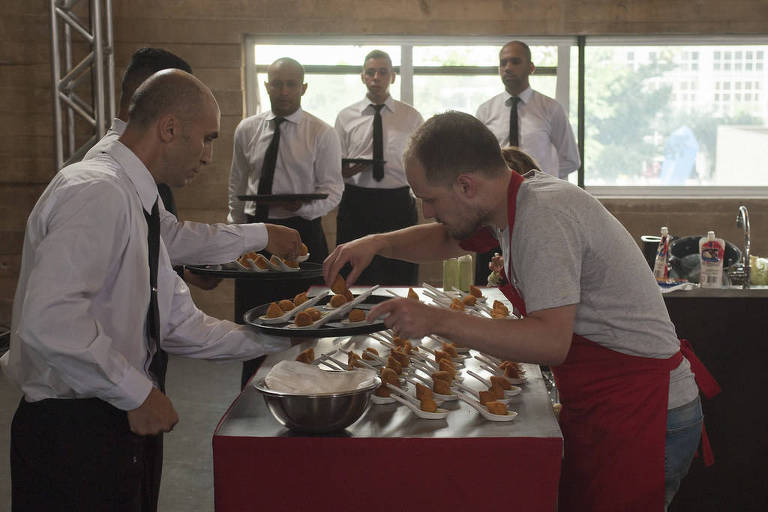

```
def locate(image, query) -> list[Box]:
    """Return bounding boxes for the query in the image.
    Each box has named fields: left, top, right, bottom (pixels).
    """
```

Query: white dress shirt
left=228, top=108, right=343, bottom=224
left=83, top=119, right=268, bottom=265
left=475, top=87, right=581, bottom=178
left=334, top=96, right=423, bottom=189
left=0, top=142, right=290, bottom=411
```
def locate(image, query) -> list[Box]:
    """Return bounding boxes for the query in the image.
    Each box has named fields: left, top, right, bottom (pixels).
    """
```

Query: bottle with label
left=699, top=231, right=725, bottom=288
left=652, top=226, right=670, bottom=281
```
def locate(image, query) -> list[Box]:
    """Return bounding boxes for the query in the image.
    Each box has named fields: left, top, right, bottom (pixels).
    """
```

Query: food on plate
left=407, top=287, right=419, bottom=301
left=329, top=294, right=348, bottom=308
left=282, top=258, right=299, bottom=268
left=293, top=311, right=313, bottom=327
left=343, top=289, right=354, bottom=302
left=432, top=371, right=453, bottom=384
left=375, top=367, right=399, bottom=397
left=490, top=375, right=512, bottom=390
left=390, top=349, right=409, bottom=367
left=415, top=383, right=433, bottom=401
left=490, top=310, right=508, bottom=319
left=294, top=291, right=309, bottom=306
left=269, top=255, right=283, bottom=268
left=362, top=347, right=379, bottom=360
left=386, top=356, right=403, bottom=375
left=488, top=382, right=505, bottom=399
left=449, top=298, right=465, bottom=311
left=434, top=349, right=451, bottom=363
left=461, top=294, right=477, bottom=306
left=433, top=379, right=451, bottom=395
left=347, top=351, right=361, bottom=368
left=469, top=285, right=483, bottom=298
left=304, top=307, right=322, bottom=321
left=348, top=308, right=366, bottom=322
left=299, top=242, right=309, bottom=256
left=392, top=335, right=408, bottom=347
left=492, top=300, right=509, bottom=316
left=485, top=401, right=508, bottom=415
left=252, top=254, right=270, bottom=269
left=499, top=361, right=524, bottom=380
left=478, top=390, right=495, bottom=405
left=295, top=347, right=315, bottom=364
left=278, top=299, right=295, bottom=312
left=442, top=342, right=459, bottom=358
left=420, top=397, right=438, bottom=413
left=331, top=274, right=347, bottom=295
left=265, top=302, right=284, bottom=318
left=438, top=359, right=456, bottom=377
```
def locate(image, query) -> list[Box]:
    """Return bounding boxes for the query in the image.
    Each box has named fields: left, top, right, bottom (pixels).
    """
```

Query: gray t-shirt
left=497, top=171, right=697, bottom=408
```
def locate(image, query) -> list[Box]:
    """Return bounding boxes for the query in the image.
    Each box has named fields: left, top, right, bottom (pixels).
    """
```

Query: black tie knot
left=274, top=117, right=285, bottom=127
left=371, top=104, right=385, bottom=112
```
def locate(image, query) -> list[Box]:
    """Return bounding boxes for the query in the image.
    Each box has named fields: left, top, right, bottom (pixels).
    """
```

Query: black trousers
left=11, top=397, right=163, bottom=512
left=336, top=184, right=419, bottom=285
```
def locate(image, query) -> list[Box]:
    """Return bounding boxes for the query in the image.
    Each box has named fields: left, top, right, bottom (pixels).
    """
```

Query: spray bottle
left=699, top=231, right=725, bottom=288
left=653, top=227, right=670, bottom=281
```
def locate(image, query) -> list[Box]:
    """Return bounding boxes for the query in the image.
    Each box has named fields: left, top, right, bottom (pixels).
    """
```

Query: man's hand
left=342, top=162, right=370, bottom=179
left=127, top=387, right=179, bottom=436
left=265, top=224, right=301, bottom=260
left=323, top=235, right=385, bottom=288
left=367, top=298, right=442, bottom=340
left=183, top=269, right=222, bottom=290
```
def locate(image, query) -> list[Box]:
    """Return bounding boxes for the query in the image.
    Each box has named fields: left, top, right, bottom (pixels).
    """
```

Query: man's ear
left=157, top=114, right=176, bottom=143
left=454, top=174, right=478, bottom=199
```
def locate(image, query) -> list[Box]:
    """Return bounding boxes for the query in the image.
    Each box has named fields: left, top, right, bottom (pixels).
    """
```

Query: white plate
left=371, top=394, right=396, bottom=405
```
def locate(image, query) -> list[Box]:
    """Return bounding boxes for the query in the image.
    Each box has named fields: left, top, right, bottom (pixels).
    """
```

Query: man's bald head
left=267, top=57, right=305, bottom=82
left=128, top=69, right=217, bottom=128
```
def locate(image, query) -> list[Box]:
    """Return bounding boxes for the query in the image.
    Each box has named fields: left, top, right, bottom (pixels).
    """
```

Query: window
left=244, top=36, right=768, bottom=195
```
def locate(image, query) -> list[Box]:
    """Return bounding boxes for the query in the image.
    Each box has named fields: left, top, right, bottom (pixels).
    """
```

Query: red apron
left=463, top=172, right=720, bottom=511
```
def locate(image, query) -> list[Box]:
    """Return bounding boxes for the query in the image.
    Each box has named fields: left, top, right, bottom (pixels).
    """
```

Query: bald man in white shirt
left=2, top=70, right=294, bottom=512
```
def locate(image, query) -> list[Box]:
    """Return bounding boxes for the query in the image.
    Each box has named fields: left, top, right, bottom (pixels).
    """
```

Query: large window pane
left=584, top=45, right=768, bottom=186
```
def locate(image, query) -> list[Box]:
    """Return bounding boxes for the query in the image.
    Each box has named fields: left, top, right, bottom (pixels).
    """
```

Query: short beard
left=445, top=205, right=492, bottom=240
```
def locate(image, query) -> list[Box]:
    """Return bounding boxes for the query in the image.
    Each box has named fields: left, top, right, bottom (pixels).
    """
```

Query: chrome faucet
left=736, top=205, right=751, bottom=289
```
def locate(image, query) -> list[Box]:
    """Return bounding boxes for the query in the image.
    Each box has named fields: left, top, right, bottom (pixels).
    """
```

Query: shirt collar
left=107, top=141, right=158, bottom=215
left=504, top=86, right=533, bottom=105
left=267, top=107, right=303, bottom=124
left=110, top=118, right=127, bottom=135
left=360, top=95, right=394, bottom=114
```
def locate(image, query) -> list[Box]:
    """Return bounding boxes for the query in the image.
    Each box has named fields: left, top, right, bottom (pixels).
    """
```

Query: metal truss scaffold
left=49, top=0, right=115, bottom=169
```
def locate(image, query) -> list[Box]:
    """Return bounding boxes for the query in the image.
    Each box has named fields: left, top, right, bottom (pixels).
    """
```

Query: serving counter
left=212, top=288, right=563, bottom=512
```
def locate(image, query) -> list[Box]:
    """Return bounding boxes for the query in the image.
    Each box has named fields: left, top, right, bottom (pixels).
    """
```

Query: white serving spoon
left=467, top=370, right=522, bottom=397
left=266, top=256, right=299, bottom=272
left=259, top=290, right=330, bottom=324
left=478, top=363, right=526, bottom=385
left=407, top=374, right=458, bottom=402
left=455, top=390, right=518, bottom=422
left=453, top=381, right=516, bottom=404
left=449, top=286, right=488, bottom=304
left=386, top=384, right=449, bottom=420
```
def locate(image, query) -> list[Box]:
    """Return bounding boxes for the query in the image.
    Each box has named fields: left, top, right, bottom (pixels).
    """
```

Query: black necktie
left=371, top=104, right=385, bottom=181
left=509, top=96, right=521, bottom=147
left=255, top=117, right=285, bottom=220
left=144, top=199, right=166, bottom=391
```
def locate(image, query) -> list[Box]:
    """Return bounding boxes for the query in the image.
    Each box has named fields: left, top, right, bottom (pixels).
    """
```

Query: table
left=213, top=287, right=563, bottom=512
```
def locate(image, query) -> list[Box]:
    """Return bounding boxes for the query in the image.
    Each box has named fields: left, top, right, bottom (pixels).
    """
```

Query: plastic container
left=699, top=231, right=725, bottom=288
left=457, top=255, right=475, bottom=292
left=652, top=227, right=670, bottom=281
left=442, top=257, right=459, bottom=292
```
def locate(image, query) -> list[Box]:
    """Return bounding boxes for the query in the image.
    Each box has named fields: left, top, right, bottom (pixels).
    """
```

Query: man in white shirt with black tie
left=474, top=40, right=580, bottom=284
left=2, top=70, right=293, bottom=512
left=334, top=50, right=423, bottom=285
left=228, top=57, right=343, bottom=263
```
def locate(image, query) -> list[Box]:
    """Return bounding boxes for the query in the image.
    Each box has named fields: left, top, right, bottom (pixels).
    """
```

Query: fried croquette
left=344, top=289, right=354, bottom=302
left=490, top=375, right=512, bottom=390
left=294, top=291, right=309, bottom=306
left=386, top=356, right=403, bottom=375
left=265, top=302, right=284, bottom=318
left=278, top=299, right=295, bottom=312
left=282, top=258, right=299, bottom=268
left=293, top=311, right=313, bottom=327
left=295, top=347, right=315, bottom=364
left=461, top=294, right=477, bottom=306
left=492, top=300, right=509, bottom=316
left=347, top=352, right=361, bottom=367
left=269, top=255, right=283, bottom=268
left=449, top=298, right=465, bottom=311
left=304, top=307, right=322, bottom=321
left=432, top=371, right=453, bottom=384
left=415, top=383, right=433, bottom=401
left=478, top=390, right=495, bottom=405
left=433, top=379, right=451, bottom=395
left=374, top=367, right=399, bottom=397
left=488, top=383, right=505, bottom=399
left=299, top=242, right=309, bottom=256
left=420, top=397, right=438, bottom=413
left=329, top=294, right=348, bottom=307
left=331, top=274, right=347, bottom=294
left=485, top=401, right=508, bottom=415
left=348, top=309, right=366, bottom=322
left=469, top=285, right=482, bottom=298
left=442, top=343, right=459, bottom=358
left=253, top=253, right=270, bottom=269
left=407, top=287, right=419, bottom=301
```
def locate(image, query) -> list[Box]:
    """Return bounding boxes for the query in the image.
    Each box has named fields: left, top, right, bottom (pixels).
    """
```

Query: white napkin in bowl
left=264, top=360, right=377, bottom=394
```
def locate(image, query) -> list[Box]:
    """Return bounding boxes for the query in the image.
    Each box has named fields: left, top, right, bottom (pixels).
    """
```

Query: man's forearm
left=374, top=222, right=466, bottom=263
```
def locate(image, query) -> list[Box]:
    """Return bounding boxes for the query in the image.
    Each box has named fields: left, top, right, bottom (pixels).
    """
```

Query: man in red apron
left=324, top=111, right=718, bottom=510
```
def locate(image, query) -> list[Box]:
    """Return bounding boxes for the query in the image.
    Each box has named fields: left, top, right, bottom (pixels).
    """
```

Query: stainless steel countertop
left=664, top=285, right=768, bottom=298
left=215, top=287, right=563, bottom=441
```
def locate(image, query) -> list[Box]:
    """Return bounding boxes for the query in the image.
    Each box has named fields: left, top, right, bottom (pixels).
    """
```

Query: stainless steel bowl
left=253, top=377, right=380, bottom=434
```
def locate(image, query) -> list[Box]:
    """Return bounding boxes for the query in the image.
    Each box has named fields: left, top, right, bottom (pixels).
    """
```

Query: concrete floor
left=0, top=354, right=244, bottom=511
